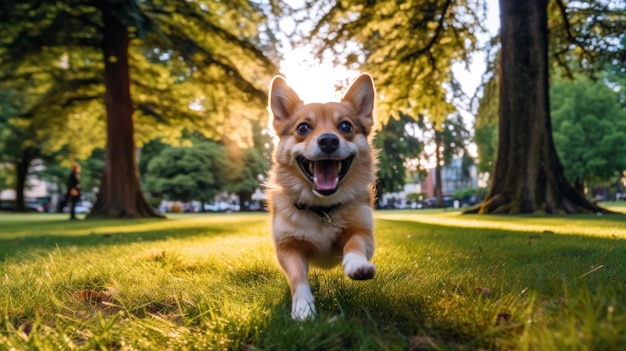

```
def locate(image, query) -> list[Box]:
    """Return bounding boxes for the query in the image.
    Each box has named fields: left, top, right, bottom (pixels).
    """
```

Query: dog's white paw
left=343, top=252, right=377, bottom=280
left=291, top=284, right=316, bottom=321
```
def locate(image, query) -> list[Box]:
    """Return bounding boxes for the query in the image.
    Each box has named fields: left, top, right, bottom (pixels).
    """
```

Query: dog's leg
left=342, top=233, right=376, bottom=280
left=276, top=247, right=316, bottom=320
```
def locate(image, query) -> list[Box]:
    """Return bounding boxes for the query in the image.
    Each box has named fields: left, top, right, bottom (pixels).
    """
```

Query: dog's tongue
left=313, top=160, right=339, bottom=191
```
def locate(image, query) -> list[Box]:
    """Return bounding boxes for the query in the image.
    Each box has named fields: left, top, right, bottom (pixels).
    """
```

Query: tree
left=0, top=0, right=280, bottom=218
left=418, top=113, right=471, bottom=208
left=0, top=70, right=103, bottom=212
left=144, top=141, right=227, bottom=205
left=551, top=75, right=626, bottom=193
left=468, top=0, right=625, bottom=214
left=305, top=0, right=624, bottom=214
left=475, top=72, right=626, bottom=198
left=223, top=120, right=271, bottom=211
left=303, top=0, right=484, bottom=124
left=374, top=113, right=424, bottom=202
left=473, top=74, right=499, bottom=177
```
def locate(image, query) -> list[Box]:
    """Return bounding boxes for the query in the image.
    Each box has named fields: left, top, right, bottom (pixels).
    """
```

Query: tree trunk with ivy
left=466, top=0, right=607, bottom=214
left=88, top=9, right=161, bottom=219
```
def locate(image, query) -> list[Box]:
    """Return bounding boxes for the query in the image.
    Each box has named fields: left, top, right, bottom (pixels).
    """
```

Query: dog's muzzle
left=297, top=155, right=354, bottom=196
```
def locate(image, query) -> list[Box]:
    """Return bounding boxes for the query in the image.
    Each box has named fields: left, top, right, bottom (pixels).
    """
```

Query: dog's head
left=268, top=74, right=376, bottom=202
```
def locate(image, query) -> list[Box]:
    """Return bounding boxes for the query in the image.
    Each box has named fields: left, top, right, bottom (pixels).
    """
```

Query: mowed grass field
left=1, top=203, right=626, bottom=350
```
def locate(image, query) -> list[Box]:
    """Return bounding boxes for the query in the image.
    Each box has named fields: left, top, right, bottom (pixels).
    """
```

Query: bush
left=406, top=192, right=427, bottom=202
left=453, top=188, right=488, bottom=202
left=146, top=197, right=162, bottom=209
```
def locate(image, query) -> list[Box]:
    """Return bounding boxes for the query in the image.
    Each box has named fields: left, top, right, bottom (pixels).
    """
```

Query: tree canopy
left=0, top=0, right=282, bottom=217
left=374, top=113, right=423, bottom=198
left=144, top=140, right=227, bottom=203
left=303, top=0, right=484, bottom=123
left=551, top=75, right=626, bottom=192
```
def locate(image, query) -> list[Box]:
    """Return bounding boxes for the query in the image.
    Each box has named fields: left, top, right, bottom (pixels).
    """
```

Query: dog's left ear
left=342, top=73, right=375, bottom=135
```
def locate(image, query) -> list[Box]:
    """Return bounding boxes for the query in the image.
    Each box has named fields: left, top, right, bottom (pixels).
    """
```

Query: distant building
left=421, top=158, right=478, bottom=198
left=379, top=183, right=423, bottom=209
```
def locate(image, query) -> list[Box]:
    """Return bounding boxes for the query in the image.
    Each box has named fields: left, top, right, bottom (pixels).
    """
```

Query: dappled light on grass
left=0, top=213, right=268, bottom=239
left=376, top=210, right=626, bottom=238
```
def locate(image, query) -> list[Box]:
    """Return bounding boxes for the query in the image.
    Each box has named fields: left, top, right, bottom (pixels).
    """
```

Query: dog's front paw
left=291, top=284, right=316, bottom=321
left=342, top=253, right=377, bottom=280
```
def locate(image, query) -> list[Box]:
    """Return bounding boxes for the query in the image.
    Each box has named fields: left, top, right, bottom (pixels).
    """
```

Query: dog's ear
left=342, top=73, right=375, bottom=135
left=269, top=76, right=303, bottom=124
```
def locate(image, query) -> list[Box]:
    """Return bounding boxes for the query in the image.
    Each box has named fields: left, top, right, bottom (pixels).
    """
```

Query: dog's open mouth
left=297, top=156, right=354, bottom=196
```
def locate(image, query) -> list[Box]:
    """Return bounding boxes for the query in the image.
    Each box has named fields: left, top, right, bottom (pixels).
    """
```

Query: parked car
left=204, top=202, right=239, bottom=212
left=424, top=196, right=456, bottom=208
left=0, top=200, right=45, bottom=212
left=63, top=201, right=93, bottom=214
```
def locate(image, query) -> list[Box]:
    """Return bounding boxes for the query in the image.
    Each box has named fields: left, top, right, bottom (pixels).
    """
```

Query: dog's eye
left=296, top=123, right=312, bottom=135
left=338, top=121, right=353, bottom=134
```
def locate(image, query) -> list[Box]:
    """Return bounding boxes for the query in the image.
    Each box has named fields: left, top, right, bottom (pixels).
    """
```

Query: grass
left=1, top=210, right=625, bottom=350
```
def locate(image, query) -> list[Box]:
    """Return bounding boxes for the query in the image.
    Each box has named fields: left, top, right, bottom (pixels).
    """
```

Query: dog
left=266, top=73, right=378, bottom=320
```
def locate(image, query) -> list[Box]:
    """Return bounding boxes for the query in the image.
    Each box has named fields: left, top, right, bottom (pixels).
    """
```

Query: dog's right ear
left=269, top=76, right=303, bottom=123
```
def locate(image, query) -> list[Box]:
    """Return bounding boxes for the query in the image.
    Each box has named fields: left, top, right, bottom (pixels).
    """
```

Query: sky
left=278, top=0, right=501, bottom=106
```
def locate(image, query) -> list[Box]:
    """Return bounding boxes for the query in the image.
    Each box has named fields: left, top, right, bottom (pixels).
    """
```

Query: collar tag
left=293, top=201, right=339, bottom=227
left=319, top=210, right=333, bottom=226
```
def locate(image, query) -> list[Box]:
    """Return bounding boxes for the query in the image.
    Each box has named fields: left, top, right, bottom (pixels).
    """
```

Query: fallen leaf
left=496, top=313, right=512, bottom=326
left=20, top=321, right=33, bottom=336
left=73, top=290, right=112, bottom=303
left=475, top=287, right=491, bottom=297
left=409, top=336, right=440, bottom=350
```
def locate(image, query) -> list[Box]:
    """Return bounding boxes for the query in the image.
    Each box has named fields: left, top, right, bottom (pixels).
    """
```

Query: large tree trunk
left=88, top=9, right=161, bottom=219
left=466, top=0, right=607, bottom=214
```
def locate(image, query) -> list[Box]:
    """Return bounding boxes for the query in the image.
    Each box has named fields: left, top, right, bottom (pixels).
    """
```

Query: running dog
left=266, top=74, right=378, bottom=320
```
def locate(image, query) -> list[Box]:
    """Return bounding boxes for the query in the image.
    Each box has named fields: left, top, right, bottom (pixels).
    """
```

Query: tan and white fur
left=266, top=74, right=378, bottom=320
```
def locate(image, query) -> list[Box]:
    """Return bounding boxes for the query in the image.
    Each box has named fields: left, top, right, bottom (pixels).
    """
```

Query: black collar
left=293, top=201, right=341, bottom=218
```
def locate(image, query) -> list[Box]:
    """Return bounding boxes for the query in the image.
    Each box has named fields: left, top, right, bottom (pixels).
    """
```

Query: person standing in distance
left=66, top=163, right=81, bottom=220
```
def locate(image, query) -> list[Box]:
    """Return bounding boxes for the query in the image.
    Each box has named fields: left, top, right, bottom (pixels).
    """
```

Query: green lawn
left=1, top=210, right=625, bottom=350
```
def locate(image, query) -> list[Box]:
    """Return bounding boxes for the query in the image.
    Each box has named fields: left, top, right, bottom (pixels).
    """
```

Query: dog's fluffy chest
left=273, top=207, right=344, bottom=251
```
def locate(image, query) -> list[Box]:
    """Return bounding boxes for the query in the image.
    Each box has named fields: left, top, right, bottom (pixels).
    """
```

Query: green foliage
left=1, top=212, right=626, bottom=349
left=304, top=0, right=484, bottom=123
left=551, top=75, right=626, bottom=188
left=225, top=147, right=269, bottom=195
left=223, top=119, right=272, bottom=197
left=0, top=0, right=281, bottom=189
left=453, top=187, right=487, bottom=201
left=473, top=122, right=498, bottom=174
left=138, top=138, right=169, bottom=181
left=474, top=73, right=499, bottom=174
left=144, top=140, right=227, bottom=202
left=547, top=1, right=626, bottom=78
left=406, top=192, right=426, bottom=202
left=475, top=72, right=626, bottom=189
left=474, top=1, right=625, bottom=178
left=437, top=113, right=471, bottom=165
left=374, top=113, right=423, bottom=195
left=0, top=163, right=14, bottom=191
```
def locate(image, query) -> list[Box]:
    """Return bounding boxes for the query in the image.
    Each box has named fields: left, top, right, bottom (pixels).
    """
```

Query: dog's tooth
left=309, top=162, right=314, bottom=174
left=337, top=161, right=342, bottom=173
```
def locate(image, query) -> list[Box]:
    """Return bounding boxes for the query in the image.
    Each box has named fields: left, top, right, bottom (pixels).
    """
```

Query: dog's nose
left=318, top=133, right=339, bottom=155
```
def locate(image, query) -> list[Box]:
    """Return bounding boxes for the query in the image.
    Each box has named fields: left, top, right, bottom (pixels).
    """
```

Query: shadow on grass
left=0, top=218, right=266, bottom=261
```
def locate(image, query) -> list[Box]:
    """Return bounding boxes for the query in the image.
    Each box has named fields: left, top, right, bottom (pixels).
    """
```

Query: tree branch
left=401, top=0, right=453, bottom=64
